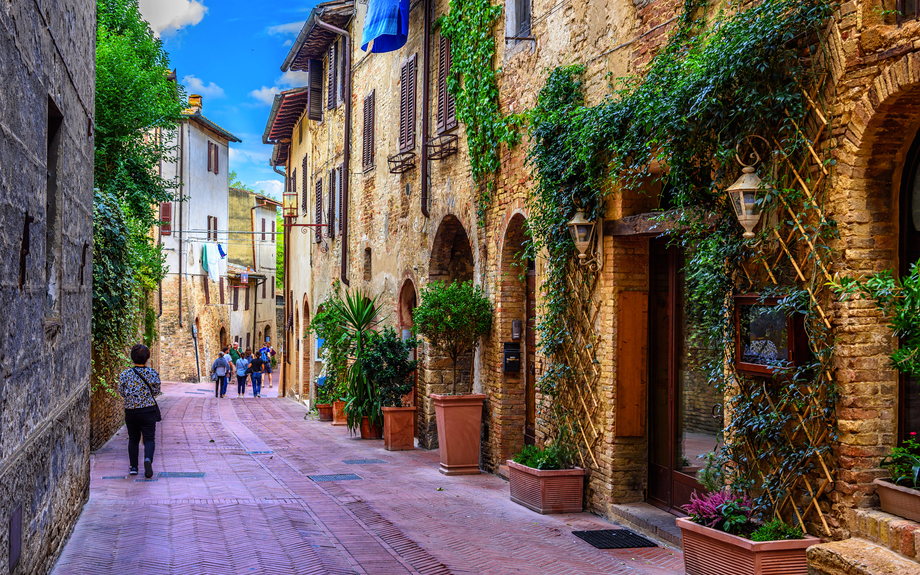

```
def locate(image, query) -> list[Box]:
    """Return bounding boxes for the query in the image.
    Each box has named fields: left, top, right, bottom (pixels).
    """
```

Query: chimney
left=189, top=94, right=202, bottom=113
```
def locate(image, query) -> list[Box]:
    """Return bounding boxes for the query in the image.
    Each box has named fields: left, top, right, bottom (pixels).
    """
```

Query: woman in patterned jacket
left=117, top=344, right=162, bottom=478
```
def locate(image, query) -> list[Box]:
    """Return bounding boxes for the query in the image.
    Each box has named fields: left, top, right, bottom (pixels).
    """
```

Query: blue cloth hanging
left=217, top=243, right=227, bottom=258
left=361, top=0, right=410, bottom=54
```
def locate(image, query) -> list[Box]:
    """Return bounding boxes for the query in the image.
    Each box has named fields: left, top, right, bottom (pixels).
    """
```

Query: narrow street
left=53, top=381, right=683, bottom=575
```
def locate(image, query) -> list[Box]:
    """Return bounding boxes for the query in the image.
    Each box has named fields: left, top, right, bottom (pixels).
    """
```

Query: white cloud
left=254, top=180, right=284, bottom=199
left=182, top=75, right=225, bottom=99
left=139, top=0, right=208, bottom=37
left=267, top=21, right=306, bottom=36
left=248, top=86, right=281, bottom=106
left=283, top=39, right=293, bottom=47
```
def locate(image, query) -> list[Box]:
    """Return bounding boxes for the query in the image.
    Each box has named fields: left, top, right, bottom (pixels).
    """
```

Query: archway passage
left=219, top=327, right=228, bottom=349
left=302, top=296, right=311, bottom=403
left=429, top=215, right=474, bottom=284
left=294, top=305, right=300, bottom=400
left=899, top=132, right=920, bottom=442
left=398, top=279, right=419, bottom=437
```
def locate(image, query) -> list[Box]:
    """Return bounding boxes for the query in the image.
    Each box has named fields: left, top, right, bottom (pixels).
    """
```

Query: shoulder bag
left=132, top=367, right=163, bottom=422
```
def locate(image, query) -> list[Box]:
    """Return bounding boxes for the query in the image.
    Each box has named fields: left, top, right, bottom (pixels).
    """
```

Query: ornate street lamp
left=727, top=137, right=768, bottom=239
left=567, top=209, right=603, bottom=271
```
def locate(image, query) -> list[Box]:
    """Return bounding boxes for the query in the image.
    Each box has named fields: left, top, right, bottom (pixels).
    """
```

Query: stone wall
left=0, top=0, right=95, bottom=573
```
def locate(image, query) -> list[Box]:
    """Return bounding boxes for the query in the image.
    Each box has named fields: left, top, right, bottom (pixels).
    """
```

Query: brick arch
left=429, top=214, right=474, bottom=284
left=302, top=295, right=311, bottom=401
left=293, top=303, right=300, bottom=400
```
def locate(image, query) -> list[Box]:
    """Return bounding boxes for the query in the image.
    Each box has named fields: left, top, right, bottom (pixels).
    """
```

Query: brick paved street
left=53, top=381, right=684, bottom=575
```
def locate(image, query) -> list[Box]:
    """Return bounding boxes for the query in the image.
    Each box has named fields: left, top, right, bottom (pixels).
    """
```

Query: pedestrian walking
left=117, top=344, right=162, bottom=479
left=249, top=352, right=266, bottom=397
left=211, top=349, right=231, bottom=398
left=235, top=350, right=250, bottom=398
left=258, top=342, right=274, bottom=388
left=229, top=341, right=241, bottom=364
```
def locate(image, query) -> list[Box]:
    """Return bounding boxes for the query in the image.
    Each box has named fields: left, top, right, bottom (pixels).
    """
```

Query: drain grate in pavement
left=158, top=472, right=206, bottom=478
left=101, top=476, right=126, bottom=479
left=247, top=451, right=273, bottom=455
left=184, top=391, right=205, bottom=395
left=134, top=479, right=159, bottom=483
left=308, top=474, right=363, bottom=482
left=342, top=459, right=386, bottom=465
left=196, top=388, right=213, bottom=392
left=572, top=529, right=657, bottom=549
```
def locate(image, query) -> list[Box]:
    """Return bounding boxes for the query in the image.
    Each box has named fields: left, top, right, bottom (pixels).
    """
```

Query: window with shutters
left=220, top=277, right=225, bottom=304
left=337, top=165, right=344, bottom=234
left=271, top=221, right=275, bottom=243
left=261, top=218, right=266, bottom=241
left=363, top=91, right=375, bottom=171
left=233, top=286, right=239, bottom=311
left=327, top=169, right=336, bottom=238
left=327, top=42, right=337, bottom=110
left=245, top=286, right=250, bottom=310
left=338, top=38, right=347, bottom=104
left=399, top=55, right=418, bottom=152
left=213, top=216, right=218, bottom=240
left=214, top=142, right=219, bottom=174
left=262, top=279, right=266, bottom=300
left=208, top=141, right=213, bottom=172
left=437, top=35, right=457, bottom=133
left=301, top=155, right=308, bottom=215
left=160, top=202, right=172, bottom=235
left=314, top=178, right=323, bottom=243
left=203, top=275, right=210, bottom=305
left=506, top=0, right=532, bottom=39
left=307, top=58, right=323, bottom=121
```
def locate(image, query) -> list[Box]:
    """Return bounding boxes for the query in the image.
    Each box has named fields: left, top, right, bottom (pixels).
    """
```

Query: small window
left=271, top=221, right=276, bottom=243
left=315, top=178, right=323, bottom=243
left=233, top=286, right=239, bottom=310
left=363, top=91, right=375, bottom=170
left=262, top=279, right=267, bottom=299
left=437, top=35, right=457, bottom=133
left=363, top=248, right=372, bottom=281
left=399, top=55, right=417, bottom=153
left=160, top=202, right=172, bottom=236
left=245, top=286, right=250, bottom=310
left=261, top=218, right=266, bottom=241
left=327, top=42, right=338, bottom=110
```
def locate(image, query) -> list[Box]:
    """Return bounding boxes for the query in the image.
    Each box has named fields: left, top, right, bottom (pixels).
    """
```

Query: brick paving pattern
left=54, top=382, right=684, bottom=574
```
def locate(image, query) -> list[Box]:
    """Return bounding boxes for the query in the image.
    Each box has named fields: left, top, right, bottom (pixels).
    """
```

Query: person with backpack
left=249, top=351, right=266, bottom=398
left=117, top=344, right=162, bottom=479
left=211, top=349, right=232, bottom=398
left=235, top=350, right=251, bottom=398
left=258, top=342, right=273, bottom=389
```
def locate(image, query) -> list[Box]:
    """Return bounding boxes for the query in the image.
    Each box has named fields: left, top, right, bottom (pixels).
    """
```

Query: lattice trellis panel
left=735, top=73, right=837, bottom=536
left=549, top=258, right=603, bottom=469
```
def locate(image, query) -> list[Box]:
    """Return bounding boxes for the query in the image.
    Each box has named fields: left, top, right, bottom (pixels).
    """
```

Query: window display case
left=734, top=295, right=808, bottom=376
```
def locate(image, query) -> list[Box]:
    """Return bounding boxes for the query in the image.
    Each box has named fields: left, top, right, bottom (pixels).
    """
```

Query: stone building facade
left=153, top=96, right=238, bottom=382
left=268, top=0, right=920, bottom=568
left=0, top=0, right=95, bottom=573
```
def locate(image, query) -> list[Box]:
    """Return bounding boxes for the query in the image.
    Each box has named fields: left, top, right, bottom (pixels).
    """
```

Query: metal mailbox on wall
left=503, top=342, right=521, bottom=373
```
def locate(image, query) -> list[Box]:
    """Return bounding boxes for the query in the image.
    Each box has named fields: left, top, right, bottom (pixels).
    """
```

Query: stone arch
left=219, top=326, right=228, bottom=349
left=302, top=295, right=311, bottom=401
left=429, top=214, right=474, bottom=284
left=294, top=303, right=300, bottom=400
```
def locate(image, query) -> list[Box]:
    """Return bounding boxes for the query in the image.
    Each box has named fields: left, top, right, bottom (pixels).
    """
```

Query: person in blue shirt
left=258, top=342, right=275, bottom=388
left=235, top=351, right=251, bottom=398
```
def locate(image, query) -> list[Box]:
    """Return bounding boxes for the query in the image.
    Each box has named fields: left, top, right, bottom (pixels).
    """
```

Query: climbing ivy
left=526, top=0, right=836, bottom=522
left=440, top=0, right=522, bottom=224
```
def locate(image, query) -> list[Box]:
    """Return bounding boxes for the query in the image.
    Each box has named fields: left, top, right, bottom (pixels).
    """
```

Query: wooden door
left=525, top=259, right=537, bottom=445
left=899, top=135, right=920, bottom=442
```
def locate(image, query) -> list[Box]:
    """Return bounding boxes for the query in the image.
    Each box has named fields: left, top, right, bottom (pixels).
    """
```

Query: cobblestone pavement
left=53, top=381, right=684, bottom=575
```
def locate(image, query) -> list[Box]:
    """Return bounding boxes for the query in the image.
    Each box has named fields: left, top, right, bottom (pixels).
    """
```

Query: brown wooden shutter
left=315, top=178, right=323, bottom=242
left=233, top=286, right=239, bottom=310
left=245, top=286, right=250, bottom=310
left=203, top=275, right=210, bottom=305
left=301, top=154, right=309, bottom=214
left=271, top=220, right=275, bottom=243
left=399, top=61, right=408, bottom=151
left=437, top=35, right=447, bottom=133
left=208, top=141, right=213, bottom=172
left=307, top=58, right=323, bottom=121
left=327, top=169, right=335, bottom=237
left=363, top=91, right=375, bottom=170
left=338, top=38, right=347, bottom=103
left=160, top=202, right=172, bottom=235
left=262, top=279, right=266, bottom=299
left=220, top=277, right=225, bottom=304
left=327, top=43, right=337, bottom=110
left=213, top=216, right=218, bottom=241
left=261, top=218, right=266, bottom=241
left=338, top=164, right=344, bottom=233
left=408, top=54, right=417, bottom=150
left=445, top=40, right=456, bottom=129
left=214, top=143, right=219, bottom=175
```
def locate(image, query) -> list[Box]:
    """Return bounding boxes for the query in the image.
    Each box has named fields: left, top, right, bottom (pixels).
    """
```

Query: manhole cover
left=158, top=472, right=206, bottom=478
left=308, top=474, right=363, bottom=482
left=572, top=529, right=657, bottom=549
left=342, top=459, right=386, bottom=465
left=247, top=451, right=273, bottom=455
left=101, top=476, right=126, bottom=479
left=134, top=479, right=159, bottom=483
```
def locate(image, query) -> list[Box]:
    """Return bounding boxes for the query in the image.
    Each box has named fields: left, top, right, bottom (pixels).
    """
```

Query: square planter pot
left=874, top=477, right=920, bottom=522
left=332, top=400, right=347, bottom=426
left=359, top=416, right=382, bottom=439
left=507, top=459, right=585, bottom=514
left=431, top=394, right=485, bottom=475
left=677, top=517, right=818, bottom=575
left=316, top=403, right=333, bottom=421
left=383, top=406, right=415, bottom=451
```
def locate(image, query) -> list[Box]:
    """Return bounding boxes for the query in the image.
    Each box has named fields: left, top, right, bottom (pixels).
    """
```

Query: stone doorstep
left=849, top=507, right=920, bottom=561
left=808, top=539, right=920, bottom=575
left=609, top=502, right=684, bottom=550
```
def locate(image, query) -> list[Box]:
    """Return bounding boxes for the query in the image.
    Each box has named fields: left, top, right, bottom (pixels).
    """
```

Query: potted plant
left=874, top=432, right=920, bottom=522
left=508, top=439, right=585, bottom=514
left=310, top=288, right=350, bottom=426
left=340, top=290, right=384, bottom=439
left=362, top=327, right=419, bottom=451
left=678, top=490, right=817, bottom=575
left=414, top=281, right=492, bottom=475
left=314, top=374, right=334, bottom=421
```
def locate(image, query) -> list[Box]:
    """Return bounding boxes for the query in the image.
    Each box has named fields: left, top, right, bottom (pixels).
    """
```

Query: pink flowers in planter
left=683, top=491, right=753, bottom=533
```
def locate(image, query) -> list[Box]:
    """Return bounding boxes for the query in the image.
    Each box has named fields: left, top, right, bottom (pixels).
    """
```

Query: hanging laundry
left=203, top=243, right=220, bottom=283
left=217, top=243, right=227, bottom=258
left=361, top=0, right=409, bottom=54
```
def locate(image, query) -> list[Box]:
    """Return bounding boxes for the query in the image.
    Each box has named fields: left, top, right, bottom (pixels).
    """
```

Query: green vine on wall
left=440, top=0, right=522, bottom=224
left=527, top=0, right=837, bottom=523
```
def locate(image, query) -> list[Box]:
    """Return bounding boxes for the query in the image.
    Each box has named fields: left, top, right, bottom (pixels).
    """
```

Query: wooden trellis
left=736, top=72, right=837, bottom=536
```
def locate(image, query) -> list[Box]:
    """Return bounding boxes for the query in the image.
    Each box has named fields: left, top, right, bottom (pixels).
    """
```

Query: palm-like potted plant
left=414, top=281, right=492, bottom=474
left=314, top=374, right=334, bottom=421
left=310, top=290, right=350, bottom=426
left=361, top=327, right=418, bottom=451
left=340, top=290, right=384, bottom=439
left=508, top=431, right=585, bottom=514
left=874, top=433, right=920, bottom=522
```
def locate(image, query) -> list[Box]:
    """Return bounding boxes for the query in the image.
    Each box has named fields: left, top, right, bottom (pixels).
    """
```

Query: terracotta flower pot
left=332, top=400, right=347, bottom=426
left=431, top=394, right=485, bottom=475
left=382, top=406, right=415, bottom=451
left=874, top=477, right=920, bottom=522
left=359, top=416, right=382, bottom=440
left=507, top=459, right=585, bottom=514
left=316, top=403, right=333, bottom=421
left=677, top=517, right=818, bottom=575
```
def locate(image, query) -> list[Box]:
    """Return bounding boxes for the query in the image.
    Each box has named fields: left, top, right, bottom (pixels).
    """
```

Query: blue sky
left=138, top=0, right=320, bottom=199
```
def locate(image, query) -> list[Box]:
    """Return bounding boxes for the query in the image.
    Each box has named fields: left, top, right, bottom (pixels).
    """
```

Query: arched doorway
left=263, top=326, right=271, bottom=346
left=219, top=327, right=228, bottom=349
left=898, top=133, right=920, bottom=442
left=429, top=214, right=474, bottom=284
left=399, top=279, right=419, bottom=437
left=499, top=214, right=536, bottom=459
left=302, top=295, right=311, bottom=401
left=294, top=304, right=300, bottom=399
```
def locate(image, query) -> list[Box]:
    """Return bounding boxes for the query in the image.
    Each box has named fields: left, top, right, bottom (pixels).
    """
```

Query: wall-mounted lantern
left=727, top=136, right=768, bottom=239
left=567, top=209, right=604, bottom=271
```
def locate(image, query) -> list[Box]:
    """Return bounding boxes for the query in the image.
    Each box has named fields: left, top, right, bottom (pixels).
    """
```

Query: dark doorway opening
left=898, top=132, right=920, bottom=443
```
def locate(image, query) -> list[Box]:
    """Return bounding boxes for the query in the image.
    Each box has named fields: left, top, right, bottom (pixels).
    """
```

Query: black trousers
left=125, top=406, right=158, bottom=468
